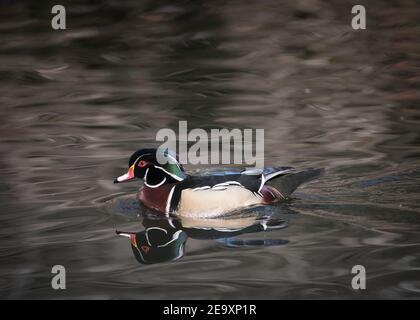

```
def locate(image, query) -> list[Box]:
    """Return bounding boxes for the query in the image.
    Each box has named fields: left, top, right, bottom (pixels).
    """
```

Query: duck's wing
left=241, top=166, right=294, bottom=195
left=188, top=172, right=267, bottom=193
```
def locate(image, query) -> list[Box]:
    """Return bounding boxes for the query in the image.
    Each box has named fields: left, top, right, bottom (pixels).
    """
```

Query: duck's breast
left=138, top=185, right=173, bottom=213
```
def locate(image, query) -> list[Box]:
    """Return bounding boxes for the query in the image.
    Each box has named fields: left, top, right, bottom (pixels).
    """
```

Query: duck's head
left=114, top=148, right=186, bottom=186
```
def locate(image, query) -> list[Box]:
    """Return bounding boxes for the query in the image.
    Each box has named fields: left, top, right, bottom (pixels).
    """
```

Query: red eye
left=138, top=160, right=147, bottom=168
left=141, top=245, right=150, bottom=253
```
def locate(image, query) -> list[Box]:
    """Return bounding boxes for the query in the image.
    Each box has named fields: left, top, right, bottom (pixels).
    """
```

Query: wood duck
left=114, top=148, right=323, bottom=218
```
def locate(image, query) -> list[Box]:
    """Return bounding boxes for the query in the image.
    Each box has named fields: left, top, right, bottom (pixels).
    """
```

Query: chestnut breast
left=138, top=184, right=174, bottom=213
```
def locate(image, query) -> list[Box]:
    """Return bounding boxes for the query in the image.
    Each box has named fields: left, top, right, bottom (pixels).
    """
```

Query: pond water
left=1, top=0, right=420, bottom=299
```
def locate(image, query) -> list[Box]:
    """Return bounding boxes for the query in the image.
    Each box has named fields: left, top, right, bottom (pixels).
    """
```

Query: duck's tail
left=267, top=168, right=324, bottom=198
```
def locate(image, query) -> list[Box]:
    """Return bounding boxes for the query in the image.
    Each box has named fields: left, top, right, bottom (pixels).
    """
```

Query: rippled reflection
left=116, top=213, right=288, bottom=264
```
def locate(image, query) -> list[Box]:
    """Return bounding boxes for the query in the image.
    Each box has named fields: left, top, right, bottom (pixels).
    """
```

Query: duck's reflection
left=116, top=213, right=289, bottom=264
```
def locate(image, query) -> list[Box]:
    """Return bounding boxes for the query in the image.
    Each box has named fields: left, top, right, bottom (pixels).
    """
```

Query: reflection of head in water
left=116, top=220, right=188, bottom=264
left=117, top=212, right=289, bottom=265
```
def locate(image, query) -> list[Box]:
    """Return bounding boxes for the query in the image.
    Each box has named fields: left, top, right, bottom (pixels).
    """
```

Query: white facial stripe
left=145, top=177, right=166, bottom=188
left=135, top=153, right=184, bottom=181
left=144, top=168, right=167, bottom=188
left=134, top=153, right=152, bottom=164
left=163, top=153, right=179, bottom=165
left=154, top=165, right=184, bottom=181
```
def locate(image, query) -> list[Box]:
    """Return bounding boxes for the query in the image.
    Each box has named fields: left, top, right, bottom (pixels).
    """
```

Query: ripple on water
left=1, top=0, right=420, bottom=299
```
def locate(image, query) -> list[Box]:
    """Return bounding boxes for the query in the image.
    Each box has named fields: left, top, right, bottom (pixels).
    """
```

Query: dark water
left=1, top=0, right=420, bottom=299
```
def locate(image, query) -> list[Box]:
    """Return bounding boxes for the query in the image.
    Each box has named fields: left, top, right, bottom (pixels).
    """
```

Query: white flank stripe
left=223, top=181, right=243, bottom=186
left=165, top=186, right=176, bottom=214
left=192, top=186, right=211, bottom=191
left=211, top=186, right=227, bottom=191
left=258, top=174, right=266, bottom=193
left=213, top=181, right=243, bottom=188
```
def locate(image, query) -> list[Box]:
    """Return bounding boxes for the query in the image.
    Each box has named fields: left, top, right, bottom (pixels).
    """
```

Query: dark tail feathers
left=267, top=168, right=324, bottom=198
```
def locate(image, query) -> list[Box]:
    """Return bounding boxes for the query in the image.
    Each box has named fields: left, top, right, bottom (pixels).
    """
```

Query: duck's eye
left=138, top=160, right=147, bottom=168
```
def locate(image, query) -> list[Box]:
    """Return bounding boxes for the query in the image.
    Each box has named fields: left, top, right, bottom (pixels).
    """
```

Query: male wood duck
left=114, top=148, right=323, bottom=218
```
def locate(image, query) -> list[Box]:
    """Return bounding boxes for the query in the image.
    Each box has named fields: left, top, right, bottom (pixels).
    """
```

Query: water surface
left=1, top=0, right=420, bottom=299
